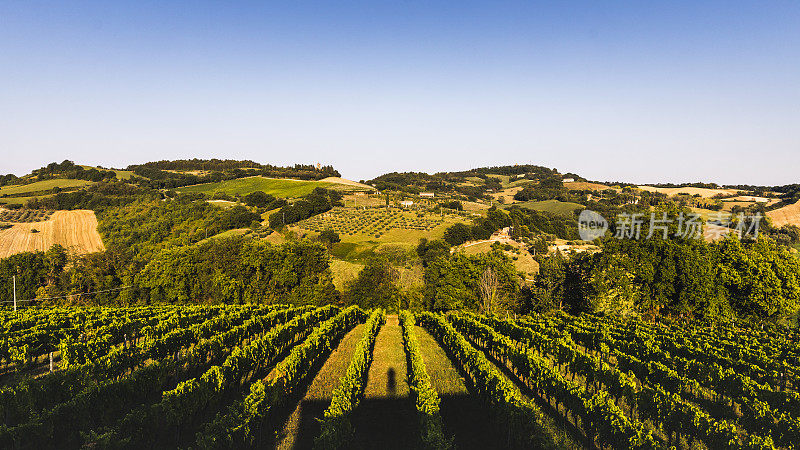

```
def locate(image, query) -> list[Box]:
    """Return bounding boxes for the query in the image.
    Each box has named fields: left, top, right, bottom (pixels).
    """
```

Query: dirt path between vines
left=351, top=314, right=416, bottom=449
left=275, top=323, right=366, bottom=449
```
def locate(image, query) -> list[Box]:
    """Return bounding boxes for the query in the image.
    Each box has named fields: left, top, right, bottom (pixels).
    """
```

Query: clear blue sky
left=1, top=1, right=798, bottom=185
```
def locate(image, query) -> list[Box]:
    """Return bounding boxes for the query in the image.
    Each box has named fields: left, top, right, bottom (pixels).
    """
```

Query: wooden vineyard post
left=49, top=352, right=53, bottom=372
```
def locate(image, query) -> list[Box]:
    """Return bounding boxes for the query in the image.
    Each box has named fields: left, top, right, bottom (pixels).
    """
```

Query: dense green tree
left=346, top=256, right=401, bottom=311
left=443, top=222, right=473, bottom=246
left=268, top=188, right=342, bottom=228
left=136, top=237, right=336, bottom=305
left=241, top=191, right=275, bottom=208
left=416, top=238, right=450, bottom=267
left=531, top=234, right=800, bottom=322
left=318, top=228, right=341, bottom=247
left=423, top=249, right=519, bottom=312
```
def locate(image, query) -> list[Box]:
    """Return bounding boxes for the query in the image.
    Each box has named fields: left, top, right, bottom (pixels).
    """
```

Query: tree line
left=528, top=235, right=800, bottom=323
left=442, top=207, right=579, bottom=247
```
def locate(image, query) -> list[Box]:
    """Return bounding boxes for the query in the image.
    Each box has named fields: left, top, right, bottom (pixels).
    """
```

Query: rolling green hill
left=0, top=179, right=95, bottom=204
left=0, top=179, right=94, bottom=196
left=177, top=176, right=337, bottom=198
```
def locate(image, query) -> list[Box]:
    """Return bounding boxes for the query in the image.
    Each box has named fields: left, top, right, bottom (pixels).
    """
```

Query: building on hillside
left=420, top=192, right=435, bottom=198
left=399, top=200, right=414, bottom=208
left=563, top=178, right=575, bottom=183
left=492, top=226, right=513, bottom=238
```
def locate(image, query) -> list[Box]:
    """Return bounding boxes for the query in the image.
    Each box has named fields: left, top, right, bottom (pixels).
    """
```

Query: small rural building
left=399, top=200, right=414, bottom=208
left=563, top=178, right=575, bottom=183
left=492, top=227, right=513, bottom=238
left=420, top=192, right=435, bottom=198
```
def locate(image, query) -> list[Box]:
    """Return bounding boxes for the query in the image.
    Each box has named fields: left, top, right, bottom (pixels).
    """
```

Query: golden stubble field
left=637, top=185, right=740, bottom=198
left=767, top=199, right=800, bottom=228
left=0, top=210, right=105, bottom=258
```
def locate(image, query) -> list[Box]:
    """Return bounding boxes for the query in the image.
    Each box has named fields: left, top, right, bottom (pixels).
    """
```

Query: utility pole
left=13, top=275, right=16, bottom=312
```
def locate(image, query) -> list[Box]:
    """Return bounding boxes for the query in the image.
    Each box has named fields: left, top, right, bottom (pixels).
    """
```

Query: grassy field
left=178, top=176, right=372, bottom=198
left=504, top=199, right=583, bottom=216
left=198, top=227, right=251, bottom=244
left=0, top=195, right=56, bottom=206
left=330, top=258, right=364, bottom=290
left=0, top=179, right=93, bottom=196
left=0, top=210, right=105, bottom=258
left=111, top=170, right=135, bottom=180
left=689, top=206, right=730, bottom=222
left=178, top=176, right=338, bottom=198
left=82, top=166, right=135, bottom=180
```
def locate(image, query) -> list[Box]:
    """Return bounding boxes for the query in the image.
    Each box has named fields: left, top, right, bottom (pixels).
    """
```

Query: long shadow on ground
left=288, top=393, right=513, bottom=450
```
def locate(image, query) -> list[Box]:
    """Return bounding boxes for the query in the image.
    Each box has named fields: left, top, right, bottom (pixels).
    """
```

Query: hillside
left=319, top=177, right=375, bottom=190
left=767, top=199, right=800, bottom=228
left=637, top=185, right=739, bottom=198
left=178, top=176, right=371, bottom=198
left=502, top=199, right=583, bottom=216
left=0, top=179, right=95, bottom=205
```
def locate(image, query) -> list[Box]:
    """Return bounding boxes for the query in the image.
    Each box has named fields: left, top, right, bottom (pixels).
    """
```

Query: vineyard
left=297, top=207, right=459, bottom=238
left=0, top=306, right=798, bottom=449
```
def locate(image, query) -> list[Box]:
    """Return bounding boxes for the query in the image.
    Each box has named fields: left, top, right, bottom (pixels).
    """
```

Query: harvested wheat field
left=0, top=210, right=105, bottom=258
left=638, top=185, right=739, bottom=198
left=767, top=200, right=800, bottom=228
left=318, top=176, right=374, bottom=190
left=564, top=181, right=613, bottom=191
